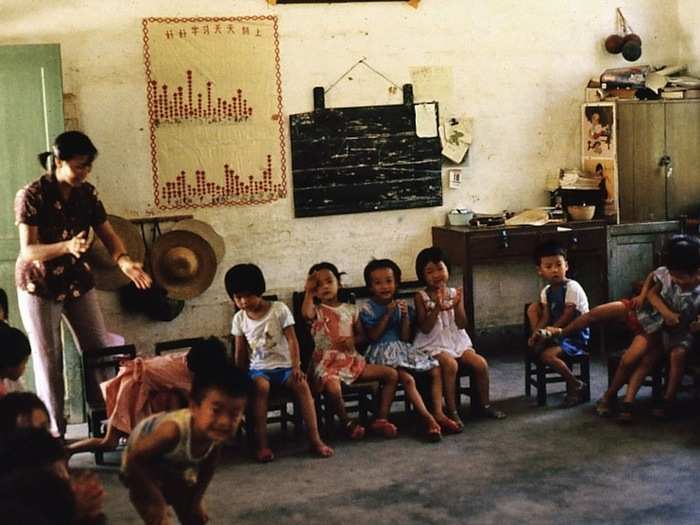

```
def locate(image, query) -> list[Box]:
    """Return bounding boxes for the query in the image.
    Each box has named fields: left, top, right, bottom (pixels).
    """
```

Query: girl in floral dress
left=303, top=262, right=399, bottom=439
left=359, top=259, right=461, bottom=442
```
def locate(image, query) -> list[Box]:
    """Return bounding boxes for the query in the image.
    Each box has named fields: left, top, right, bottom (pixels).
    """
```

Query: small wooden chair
left=523, top=304, right=591, bottom=406
left=82, top=344, right=137, bottom=465
left=154, top=337, right=206, bottom=356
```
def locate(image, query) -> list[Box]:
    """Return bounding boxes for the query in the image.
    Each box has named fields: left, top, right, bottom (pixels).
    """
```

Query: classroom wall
left=1, top=0, right=688, bottom=351
left=678, top=0, right=700, bottom=75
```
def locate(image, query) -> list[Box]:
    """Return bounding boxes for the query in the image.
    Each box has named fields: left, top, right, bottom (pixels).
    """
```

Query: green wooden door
left=665, top=101, right=700, bottom=219
left=0, top=44, right=64, bottom=389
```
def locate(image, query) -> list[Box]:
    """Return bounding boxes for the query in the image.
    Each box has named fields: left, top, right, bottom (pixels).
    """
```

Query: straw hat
left=86, top=215, right=145, bottom=291
left=150, top=230, right=217, bottom=300
left=170, top=219, right=225, bottom=263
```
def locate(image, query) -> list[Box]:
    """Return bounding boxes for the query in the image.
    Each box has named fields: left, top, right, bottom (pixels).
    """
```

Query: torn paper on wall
left=414, top=103, right=438, bottom=138
left=440, top=117, right=472, bottom=163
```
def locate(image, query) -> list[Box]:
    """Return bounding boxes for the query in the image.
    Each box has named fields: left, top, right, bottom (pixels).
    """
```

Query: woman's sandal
left=369, top=418, right=398, bottom=438
left=255, top=447, right=275, bottom=463
left=424, top=419, right=442, bottom=443
left=344, top=420, right=366, bottom=440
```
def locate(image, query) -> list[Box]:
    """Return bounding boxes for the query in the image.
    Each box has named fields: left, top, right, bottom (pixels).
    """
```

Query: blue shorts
left=249, top=367, right=293, bottom=384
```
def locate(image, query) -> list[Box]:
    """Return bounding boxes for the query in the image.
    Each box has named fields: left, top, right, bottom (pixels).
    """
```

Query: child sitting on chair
left=227, top=263, right=333, bottom=462
left=122, top=363, right=249, bottom=525
left=527, top=240, right=589, bottom=407
left=413, top=247, right=505, bottom=426
left=303, top=262, right=399, bottom=439
left=548, top=235, right=700, bottom=420
left=67, top=337, right=230, bottom=457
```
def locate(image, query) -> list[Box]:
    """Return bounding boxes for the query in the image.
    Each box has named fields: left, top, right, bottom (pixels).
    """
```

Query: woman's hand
left=118, top=256, right=152, bottom=289
left=65, top=231, right=90, bottom=258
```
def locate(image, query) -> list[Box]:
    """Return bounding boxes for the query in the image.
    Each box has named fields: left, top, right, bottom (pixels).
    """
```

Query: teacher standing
left=14, top=131, right=151, bottom=435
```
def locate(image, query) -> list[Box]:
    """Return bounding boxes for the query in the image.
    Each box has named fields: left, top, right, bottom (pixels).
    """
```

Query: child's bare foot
left=255, top=447, right=275, bottom=463
left=311, top=442, right=334, bottom=458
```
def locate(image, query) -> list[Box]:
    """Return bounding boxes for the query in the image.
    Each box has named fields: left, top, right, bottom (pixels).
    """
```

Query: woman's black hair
left=190, top=362, right=251, bottom=404
left=224, top=263, right=266, bottom=298
left=37, top=131, right=98, bottom=175
left=308, top=262, right=345, bottom=284
left=0, top=392, right=49, bottom=432
left=415, top=247, right=450, bottom=284
left=0, top=324, right=31, bottom=369
left=363, top=258, right=402, bottom=288
left=186, top=337, right=230, bottom=378
left=665, top=235, right=700, bottom=274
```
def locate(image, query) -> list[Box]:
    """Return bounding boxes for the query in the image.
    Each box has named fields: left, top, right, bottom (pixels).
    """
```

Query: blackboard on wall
left=290, top=84, right=443, bottom=218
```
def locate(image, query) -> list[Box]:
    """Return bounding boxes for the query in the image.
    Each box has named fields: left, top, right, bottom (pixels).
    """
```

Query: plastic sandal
left=369, top=418, right=398, bottom=438
left=255, top=447, right=275, bottom=463
left=439, top=417, right=464, bottom=434
left=344, top=420, right=366, bottom=440
left=425, top=419, right=442, bottom=443
left=618, top=401, right=634, bottom=423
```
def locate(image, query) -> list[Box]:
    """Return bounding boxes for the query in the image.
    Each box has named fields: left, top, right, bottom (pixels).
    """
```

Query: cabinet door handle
left=499, top=230, right=509, bottom=249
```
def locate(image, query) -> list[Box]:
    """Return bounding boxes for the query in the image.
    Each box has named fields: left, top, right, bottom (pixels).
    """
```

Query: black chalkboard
left=289, top=84, right=442, bottom=218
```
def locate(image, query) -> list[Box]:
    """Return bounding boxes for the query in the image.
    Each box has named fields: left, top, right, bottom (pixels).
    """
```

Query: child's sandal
left=424, top=419, right=442, bottom=443
left=369, top=418, right=398, bottom=438
left=255, top=447, right=275, bottom=463
left=594, top=398, right=612, bottom=417
left=439, top=417, right=464, bottom=435
left=447, top=412, right=465, bottom=431
left=618, top=401, right=634, bottom=423
left=344, top=420, right=366, bottom=440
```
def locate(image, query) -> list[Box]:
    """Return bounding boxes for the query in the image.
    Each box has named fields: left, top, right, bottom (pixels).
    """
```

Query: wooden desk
left=432, top=220, right=608, bottom=334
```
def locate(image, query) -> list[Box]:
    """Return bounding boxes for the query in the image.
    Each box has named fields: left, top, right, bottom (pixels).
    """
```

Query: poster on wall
left=142, top=16, right=286, bottom=209
left=582, top=102, right=618, bottom=222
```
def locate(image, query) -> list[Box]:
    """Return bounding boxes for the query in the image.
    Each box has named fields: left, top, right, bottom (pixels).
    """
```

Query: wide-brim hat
left=150, top=230, right=217, bottom=300
left=170, top=219, right=226, bottom=264
left=86, top=215, right=145, bottom=291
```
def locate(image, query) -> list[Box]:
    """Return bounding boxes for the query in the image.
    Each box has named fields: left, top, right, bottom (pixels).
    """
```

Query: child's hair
left=0, top=392, right=50, bottom=432
left=0, top=428, right=66, bottom=473
left=224, top=263, right=266, bottom=298
left=37, top=131, right=98, bottom=175
left=0, top=468, right=75, bottom=525
left=0, top=288, right=8, bottom=321
left=533, top=240, right=567, bottom=265
left=415, top=247, right=450, bottom=284
left=0, top=325, right=31, bottom=369
left=186, top=337, right=230, bottom=378
left=308, top=262, right=345, bottom=283
left=190, top=362, right=251, bottom=404
left=665, top=235, right=700, bottom=274
left=363, top=258, right=402, bottom=288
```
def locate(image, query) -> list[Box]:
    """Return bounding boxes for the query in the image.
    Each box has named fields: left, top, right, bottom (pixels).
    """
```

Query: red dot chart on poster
left=142, top=16, right=287, bottom=209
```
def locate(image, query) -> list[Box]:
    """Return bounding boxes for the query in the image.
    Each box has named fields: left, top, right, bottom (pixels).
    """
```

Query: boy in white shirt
left=526, top=241, right=589, bottom=408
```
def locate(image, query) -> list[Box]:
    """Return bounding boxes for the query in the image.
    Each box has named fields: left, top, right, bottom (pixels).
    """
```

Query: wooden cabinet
left=617, top=100, right=700, bottom=222
left=607, top=220, right=681, bottom=300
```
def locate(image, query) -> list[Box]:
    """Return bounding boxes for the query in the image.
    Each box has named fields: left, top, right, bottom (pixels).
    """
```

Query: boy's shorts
left=249, top=367, right=293, bottom=384
left=621, top=299, right=644, bottom=334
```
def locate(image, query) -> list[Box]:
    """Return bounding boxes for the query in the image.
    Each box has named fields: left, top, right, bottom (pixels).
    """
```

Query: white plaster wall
left=678, top=0, right=700, bottom=75
left=1, top=0, right=684, bottom=351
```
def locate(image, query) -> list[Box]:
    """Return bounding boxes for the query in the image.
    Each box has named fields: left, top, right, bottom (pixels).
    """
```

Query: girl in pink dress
left=67, top=337, right=229, bottom=457
left=303, top=262, right=399, bottom=439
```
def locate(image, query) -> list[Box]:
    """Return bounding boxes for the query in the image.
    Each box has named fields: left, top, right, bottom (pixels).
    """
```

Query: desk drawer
left=467, top=226, right=605, bottom=260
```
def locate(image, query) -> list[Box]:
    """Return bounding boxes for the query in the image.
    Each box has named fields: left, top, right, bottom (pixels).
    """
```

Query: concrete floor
left=70, top=351, right=700, bottom=525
